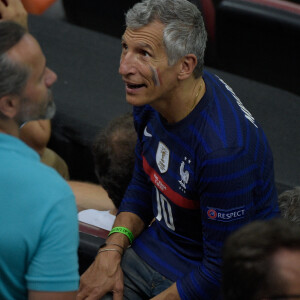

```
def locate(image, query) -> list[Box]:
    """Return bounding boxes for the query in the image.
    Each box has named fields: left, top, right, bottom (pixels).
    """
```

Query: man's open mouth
left=127, top=83, right=146, bottom=89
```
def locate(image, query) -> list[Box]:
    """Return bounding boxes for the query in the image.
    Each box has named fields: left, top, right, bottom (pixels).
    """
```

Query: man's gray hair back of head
left=0, top=21, right=29, bottom=104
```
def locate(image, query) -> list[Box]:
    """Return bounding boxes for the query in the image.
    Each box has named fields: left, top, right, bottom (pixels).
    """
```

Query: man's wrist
left=99, top=242, right=125, bottom=251
left=108, top=226, right=134, bottom=244
left=95, top=243, right=123, bottom=262
left=97, top=241, right=128, bottom=258
left=97, top=248, right=123, bottom=256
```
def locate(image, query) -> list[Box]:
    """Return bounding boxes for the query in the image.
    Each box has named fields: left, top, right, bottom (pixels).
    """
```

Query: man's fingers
left=0, top=0, right=6, bottom=12
left=76, top=286, right=89, bottom=300
left=76, top=282, right=95, bottom=299
left=77, top=285, right=123, bottom=300
left=76, top=292, right=85, bottom=300
left=77, top=282, right=108, bottom=300
left=76, top=254, right=124, bottom=299
left=88, top=287, right=107, bottom=300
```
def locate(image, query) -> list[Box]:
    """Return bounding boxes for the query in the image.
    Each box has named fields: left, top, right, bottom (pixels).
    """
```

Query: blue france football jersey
left=119, top=70, right=279, bottom=300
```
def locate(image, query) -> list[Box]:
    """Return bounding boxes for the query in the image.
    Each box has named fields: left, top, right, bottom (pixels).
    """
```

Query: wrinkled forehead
left=123, top=21, right=165, bottom=50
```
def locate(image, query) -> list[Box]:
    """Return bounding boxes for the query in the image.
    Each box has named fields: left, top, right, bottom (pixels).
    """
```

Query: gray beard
left=39, top=100, right=56, bottom=120
left=18, top=91, right=56, bottom=128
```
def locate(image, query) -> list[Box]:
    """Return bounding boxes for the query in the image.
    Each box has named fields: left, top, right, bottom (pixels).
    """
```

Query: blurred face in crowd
left=7, top=33, right=57, bottom=125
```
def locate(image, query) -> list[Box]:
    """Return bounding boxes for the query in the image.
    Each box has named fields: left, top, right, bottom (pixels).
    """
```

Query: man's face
left=119, top=21, right=180, bottom=107
left=7, top=33, right=57, bottom=125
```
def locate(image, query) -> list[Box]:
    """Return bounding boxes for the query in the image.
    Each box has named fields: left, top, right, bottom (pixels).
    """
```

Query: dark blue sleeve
left=118, top=128, right=154, bottom=225
left=177, top=146, right=279, bottom=300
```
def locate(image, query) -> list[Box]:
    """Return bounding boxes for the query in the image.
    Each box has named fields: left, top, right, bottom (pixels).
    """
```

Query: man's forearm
left=104, top=211, right=145, bottom=250
left=68, top=181, right=115, bottom=212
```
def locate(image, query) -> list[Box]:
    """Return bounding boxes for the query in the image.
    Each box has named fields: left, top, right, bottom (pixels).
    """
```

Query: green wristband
left=108, top=227, right=134, bottom=244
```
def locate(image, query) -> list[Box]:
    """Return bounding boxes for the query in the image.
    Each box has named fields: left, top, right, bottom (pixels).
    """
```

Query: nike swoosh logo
left=144, top=126, right=152, bottom=137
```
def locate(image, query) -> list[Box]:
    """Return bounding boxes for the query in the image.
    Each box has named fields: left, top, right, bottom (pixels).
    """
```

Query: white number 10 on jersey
left=155, top=187, right=175, bottom=231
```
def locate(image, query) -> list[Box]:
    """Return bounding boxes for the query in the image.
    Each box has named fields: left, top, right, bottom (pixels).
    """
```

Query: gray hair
left=0, top=22, right=29, bottom=104
left=125, top=0, right=207, bottom=78
left=279, top=186, right=300, bottom=225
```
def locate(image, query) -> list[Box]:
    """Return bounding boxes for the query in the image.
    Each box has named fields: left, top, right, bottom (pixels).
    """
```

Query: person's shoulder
left=203, top=70, right=232, bottom=96
left=2, top=139, right=70, bottom=191
left=15, top=155, right=74, bottom=203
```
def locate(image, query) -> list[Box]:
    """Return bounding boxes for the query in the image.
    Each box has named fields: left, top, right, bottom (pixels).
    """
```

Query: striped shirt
left=119, top=70, right=279, bottom=300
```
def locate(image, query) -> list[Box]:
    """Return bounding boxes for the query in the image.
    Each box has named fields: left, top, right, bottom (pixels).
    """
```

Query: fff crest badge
left=156, top=142, right=169, bottom=173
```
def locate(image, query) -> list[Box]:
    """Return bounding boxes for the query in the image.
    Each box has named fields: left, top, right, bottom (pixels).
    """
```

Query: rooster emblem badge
left=178, top=157, right=190, bottom=191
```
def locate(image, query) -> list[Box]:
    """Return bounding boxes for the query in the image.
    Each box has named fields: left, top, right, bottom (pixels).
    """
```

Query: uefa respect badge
left=207, top=206, right=246, bottom=222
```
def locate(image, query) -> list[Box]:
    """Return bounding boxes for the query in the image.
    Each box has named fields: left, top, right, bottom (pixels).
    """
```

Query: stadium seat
left=214, top=0, right=300, bottom=95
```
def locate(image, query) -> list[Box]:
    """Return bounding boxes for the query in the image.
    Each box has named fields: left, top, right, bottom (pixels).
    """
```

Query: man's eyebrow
left=121, top=37, right=153, bottom=51
left=138, top=42, right=153, bottom=51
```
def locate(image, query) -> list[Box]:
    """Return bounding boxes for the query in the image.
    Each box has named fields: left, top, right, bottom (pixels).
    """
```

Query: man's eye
left=142, top=50, right=150, bottom=57
left=122, top=43, right=128, bottom=50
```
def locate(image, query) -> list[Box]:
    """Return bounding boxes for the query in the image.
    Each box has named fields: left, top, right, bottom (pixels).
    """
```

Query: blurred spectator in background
left=76, top=113, right=137, bottom=230
left=278, top=186, right=300, bottom=225
left=222, top=218, right=300, bottom=300
left=20, top=120, right=70, bottom=179
left=93, top=112, right=136, bottom=210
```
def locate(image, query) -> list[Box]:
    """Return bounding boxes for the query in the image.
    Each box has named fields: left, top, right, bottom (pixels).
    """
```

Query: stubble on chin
left=17, top=90, right=56, bottom=127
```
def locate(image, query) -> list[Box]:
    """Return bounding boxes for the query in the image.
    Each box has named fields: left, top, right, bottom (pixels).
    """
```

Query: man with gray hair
left=0, top=20, right=79, bottom=300
left=78, top=0, right=279, bottom=299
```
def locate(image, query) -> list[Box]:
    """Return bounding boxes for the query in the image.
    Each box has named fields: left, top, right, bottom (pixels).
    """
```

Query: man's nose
left=45, top=67, right=57, bottom=87
left=119, top=53, right=137, bottom=76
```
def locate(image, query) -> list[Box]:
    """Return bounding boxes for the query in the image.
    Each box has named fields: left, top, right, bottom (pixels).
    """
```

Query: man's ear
left=177, top=54, right=197, bottom=80
left=0, top=95, right=19, bottom=118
